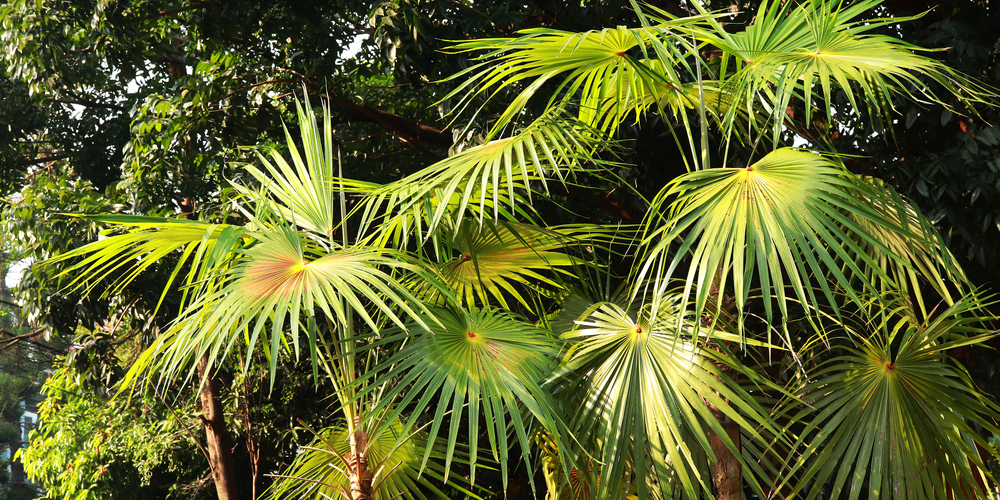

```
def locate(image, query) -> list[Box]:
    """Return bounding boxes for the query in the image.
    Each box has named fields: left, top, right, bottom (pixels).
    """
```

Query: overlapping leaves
left=356, top=307, right=566, bottom=490
left=693, top=0, right=991, bottom=142
left=414, top=222, right=579, bottom=309
left=637, top=148, right=948, bottom=328
left=267, top=419, right=474, bottom=500
left=441, top=21, right=715, bottom=136
left=236, top=96, right=340, bottom=237
left=773, top=295, right=1000, bottom=500
left=354, top=109, right=608, bottom=247
left=123, top=226, right=435, bottom=386
left=552, top=298, right=779, bottom=500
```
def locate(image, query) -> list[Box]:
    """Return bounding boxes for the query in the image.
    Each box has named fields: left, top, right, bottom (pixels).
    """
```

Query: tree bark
left=197, top=355, right=241, bottom=500
left=707, top=366, right=743, bottom=500
left=347, top=420, right=373, bottom=500
left=180, top=188, right=240, bottom=500
left=704, top=280, right=742, bottom=500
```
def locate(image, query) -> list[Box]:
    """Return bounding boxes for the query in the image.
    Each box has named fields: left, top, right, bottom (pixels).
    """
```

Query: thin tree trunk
left=180, top=188, right=241, bottom=500
left=707, top=366, right=742, bottom=500
left=347, top=419, right=373, bottom=500
left=705, top=278, right=742, bottom=500
left=198, top=355, right=241, bottom=500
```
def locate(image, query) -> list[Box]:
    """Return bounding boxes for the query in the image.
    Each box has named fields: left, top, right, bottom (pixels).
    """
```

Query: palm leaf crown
left=44, top=0, right=1000, bottom=499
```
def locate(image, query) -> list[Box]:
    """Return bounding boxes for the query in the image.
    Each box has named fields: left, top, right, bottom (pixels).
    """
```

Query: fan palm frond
left=441, top=19, right=720, bottom=136
left=122, top=226, right=437, bottom=387
left=267, top=418, right=476, bottom=500
left=413, top=222, right=580, bottom=309
left=774, top=293, right=1000, bottom=500
left=636, top=148, right=946, bottom=329
left=553, top=297, right=779, bottom=500
left=848, top=177, right=967, bottom=314
left=356, top=306, right=566, bottom=491
left=236, top=95, right=340, bottom=238
left=45, top=215, right=246, bottom=312
left=695, top=0, right=991, bottom=142
left=353, top=109, right=610, bottom=246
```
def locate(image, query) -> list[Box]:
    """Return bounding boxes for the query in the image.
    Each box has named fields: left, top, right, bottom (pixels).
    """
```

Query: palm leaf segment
left=357, top=307, right=566, bottom=490
left=775, top=295, right=1000, bottom=500
left=46, top=215, right=246, bottom=313
left=443, top=21, right=718, bottom=135
left=849, top=177, right=966, bottom=313
left=421, top=222, right=578, bottom=309
left=237, top=96, right=339, bottom=237
left=638, top=148, right=957, bottom=328
left=267, top=419, right=474, bottom=500
left=554, top=298, right=778, bottom=500
left=697, top=0, right=989, bottom=142
left=356, top=109, right=607, bottom=247
left=124, top=226, right=436, bottom=387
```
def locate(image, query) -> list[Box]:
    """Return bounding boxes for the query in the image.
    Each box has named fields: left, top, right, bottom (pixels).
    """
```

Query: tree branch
left=58, top=99, right=128, bottom=112
left=19, top=154, right=69, bottom=167
left=140, top=2, right=211, bottom=21
left=227, top=78, right=453, bottom=159
left=327, top=92, right=454, bottom=147
left=60, top=89, right=128, bottom=111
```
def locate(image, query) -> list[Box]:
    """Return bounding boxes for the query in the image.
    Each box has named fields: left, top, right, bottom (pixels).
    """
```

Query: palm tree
left=46, top=0, right=1000, bottom=498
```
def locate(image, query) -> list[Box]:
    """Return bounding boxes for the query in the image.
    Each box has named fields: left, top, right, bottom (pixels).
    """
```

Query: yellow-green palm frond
left=848, top=177, right=967, bottom=314
left=122, top=225, right=437, bottom=387
left=637, top=148, right=946, bottom=329
left=553, top=297, right=780, bottom=500
left=441, top=21, right=717, bottom=136
left=354, top=109, right=611, bottom=246
left=774, top=293, right=1000, bottom=500
left=236, top=95, right=340, bottom=238
left=267, top=418, right=476, bottom=500
left=45, top=215, right=246, bottom=313
left=355, top=307, right=567, bottom=492
left=414, top=222, right=579, bottom=309
left=697, top=0, right=993, bottom=143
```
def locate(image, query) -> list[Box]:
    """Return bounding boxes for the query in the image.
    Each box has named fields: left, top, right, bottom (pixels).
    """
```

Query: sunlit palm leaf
left=356, top=307, right=566, bottom=491
left=267, top=419, right=476, bottom=500
left=414, top=222, right=579, bottom=309
left=442, top=21, right=716, bottom=136
left=774, top=294, right=1000, bottom=500
left=123, top=226, right=436, bottom=386
left=694, top=0, right=990, bottom=142
left=354, top=110, right=609, bottom=245
left=236, top=95, right=340, bottom=238
left=849, top=178, right=967, bottom=314
left=46, top=215, right=245, bottom=311
left=637, top=148, right=941, bottom=328
left=552, top=297, right=779, bottom=500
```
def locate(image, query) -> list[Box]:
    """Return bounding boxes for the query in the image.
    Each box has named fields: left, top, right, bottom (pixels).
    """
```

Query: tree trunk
left=197, top=355, right=241, bottom=500
left=707, top=365, right=743, bottom=500
left=347, top=419, right=373, bottom=500
left=705, top=279, right=742, bottom=500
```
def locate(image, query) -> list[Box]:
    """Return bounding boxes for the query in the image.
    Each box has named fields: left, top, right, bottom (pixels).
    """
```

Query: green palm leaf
left=415, top=222, right=579, bottom=309
left=267, top=419, right=476, bottom=500
left=354, top=110, right=608, bottom=246
left=695, top=0, right=990, bottom=142
left=848, top=178, right=967, bottom=314
left=441, top=21, right=715, bottom=136
left=122, top=226, right=436, bottom=387
left=356, top=306, right=566, bottom=491
left=45, top=215, right=246, bottom=312
left=637, top=147, right=943, bottom=328
left=553, top=297, right=779, bottom=500
left=774, top=294, right=1000, bottom=500
left=236, top=95, right=340, bottom=238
